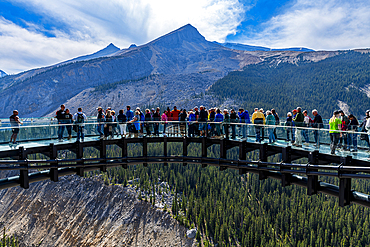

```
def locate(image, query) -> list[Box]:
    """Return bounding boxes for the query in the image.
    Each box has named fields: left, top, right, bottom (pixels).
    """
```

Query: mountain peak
left=148, top=24, right=206, bottom=47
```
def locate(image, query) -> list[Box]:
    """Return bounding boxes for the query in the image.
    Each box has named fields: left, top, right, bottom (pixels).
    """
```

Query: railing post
left=121, top=137, right=128, bottom=169
left=339, top=156, right=352, bottom=207
left=143, top=137, right=148, bottom=167
left=49, top=143, right=58, bottom=182
left=163, top=136, right=168, bottom=166
left=19, top=146, right=29, bottom=189
left=258, top=143, right=268, bottom=180
left=202, top=137, right=207, bottom=168
left=76, top=141, right=84, bottom=176
left=238, top=140, right=247, bottom=175
left=183, top=137, right=188, bottom=166
left=307, top=150, right=319, bottom=196
left=99, top=139, right=107, bottom=172
left=281, top=146, right=292, bottom=187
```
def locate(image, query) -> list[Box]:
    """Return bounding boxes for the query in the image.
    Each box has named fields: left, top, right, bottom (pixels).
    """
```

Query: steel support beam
left=76, top=142, right=84, bottom=176
left=307, top=150, right=319, bottom=196
left=49, top=143, right=58, bottom=182
left=202, top=137, right=208, bottom=168
left=281, top=146, right=292, bottom=187
left=19, top=146, right=29, bottom=189
left=143, top=137, right=148, bottom=167
left=183, top=137, right=188, bottom=166
left=339, top=156, right=352, bottom=207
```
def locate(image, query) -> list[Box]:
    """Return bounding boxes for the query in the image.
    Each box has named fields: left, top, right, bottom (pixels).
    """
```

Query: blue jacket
left=238, top=111, right=250, bottom=123
left=266, top=114, right=276, bottom=125
left=215, top=113, right=224, bottom=122
left=188, top=113, right=196, bottom=122
left=126, top=110, right=134, bottom=122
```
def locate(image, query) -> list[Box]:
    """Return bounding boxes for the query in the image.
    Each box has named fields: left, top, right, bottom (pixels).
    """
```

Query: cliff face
left=0, top=175, right=194, bottom=247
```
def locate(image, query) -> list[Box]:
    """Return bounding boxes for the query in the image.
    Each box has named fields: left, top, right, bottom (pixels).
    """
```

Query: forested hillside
left=210, top=51, right=370, bottom=118
left=83, top=143, right=370, bottom=246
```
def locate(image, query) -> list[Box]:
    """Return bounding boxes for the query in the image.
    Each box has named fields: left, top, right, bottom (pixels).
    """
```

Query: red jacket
left=171, top=109, right=180, bottom=121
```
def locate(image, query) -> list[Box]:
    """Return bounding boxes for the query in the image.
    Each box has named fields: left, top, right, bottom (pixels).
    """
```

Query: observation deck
left=1, top=119, right=370, bottom=208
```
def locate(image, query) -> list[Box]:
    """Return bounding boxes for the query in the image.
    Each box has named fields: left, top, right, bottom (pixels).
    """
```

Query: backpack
left=76, top=113, right=84, bottom=124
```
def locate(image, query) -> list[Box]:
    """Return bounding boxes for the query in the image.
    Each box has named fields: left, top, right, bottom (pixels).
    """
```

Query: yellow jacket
left=252, top=111, right=265, bottom=124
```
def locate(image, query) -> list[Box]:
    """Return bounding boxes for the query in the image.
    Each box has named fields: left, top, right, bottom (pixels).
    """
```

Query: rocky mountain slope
left=0, top=70, right=6, bottom=78
left=0, top=24, right=336, bottom=118
left=0, top=175, right=195, bottom=247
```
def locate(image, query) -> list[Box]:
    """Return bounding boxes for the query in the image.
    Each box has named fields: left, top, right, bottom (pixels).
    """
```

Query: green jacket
left=293, top=112, right=304, bottom=127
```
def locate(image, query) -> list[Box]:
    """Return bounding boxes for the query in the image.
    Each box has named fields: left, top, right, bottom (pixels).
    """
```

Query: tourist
left=145, top=109, right=152, bottom=136
left=152, top=107, right=160, bottom=136
left=271, top=109, right=280, bottom=139
left=348, top=114, right=359, bottom=152
left=265, top=110, right=276, bottom=143
left=128, top=110, right=141, bottom=138
left=161, top=110, right=168, bottom=135
left=302, top=110, right=312, bottom=146
left=179, top=109, right=187, bottom=136
left=214, top=109, right=224, bottom=137
left=111, top=110, right=119, bottom=137
left=9, top=110, right=22, bottom=145
left=188, top=110, right=196, bottom=137
left=194, top=106, right=200, bottom=136
left=238, top=108, right=250, bottom=140
left=293, top=107, right=304, bottom=147
left=104, top=110, right=113, bottom=139
left=259, top=108, right=265, bottom=141
left=230, top=109, right=238, bottom=139
left=117, top=109, right=127, bottom=138
left=198, top=106, right=208, bottom=137
left=126, top=106, right=134, bottom=136
left=312, top=109, right=323, bottom=148
left=223, top=109, right=230, bottom=139
left=285, top=112, right=294, bottom=142
left=252, top=108, right=265, bottom=143
left=338, top=110, right=350, bottom=150
left=96, top=107, right=105, bottom=139
left=73, top=108, right=87, bottom=142
left=209, top=108, right=216, bottom=137
left=65, top=109, right=73, bottom=140
left=359, top=110, right=370, bottom=150
left=329, top=111, right=342, bottom=155
left=171, top=106, right=180, bottom=136
left=55, top=104, right=67, bottom=142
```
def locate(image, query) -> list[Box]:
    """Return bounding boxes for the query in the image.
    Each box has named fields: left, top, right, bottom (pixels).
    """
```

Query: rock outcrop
left=0, top=175, right=195, bottom=246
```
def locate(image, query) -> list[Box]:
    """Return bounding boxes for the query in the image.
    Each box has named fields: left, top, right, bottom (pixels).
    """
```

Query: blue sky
left=1, top=0, right=370, bottom=74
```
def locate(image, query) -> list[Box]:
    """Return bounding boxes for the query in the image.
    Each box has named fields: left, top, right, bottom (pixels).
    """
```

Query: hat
left=292, top=109, right=297, bottom=113
left=151, top=108, right=155, bottom=111
left=97, top=107, right=102, bottom=110
left=194, top=106, right=198, bottom=109
left=366, top=110, right=370, bottom=113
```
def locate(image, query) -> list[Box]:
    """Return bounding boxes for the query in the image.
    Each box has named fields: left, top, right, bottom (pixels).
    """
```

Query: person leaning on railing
left=96, top=107, right=105, bottom=139
left=312, top=109, right=323, bottom=148
left=223, top=109, right=230, bottom=139
left=188, top=110, right=196, bottom=137
left=72, top=108, right=87, bottom=143
left=348, top=114, right=359, bottom=152
left=329, top=111, right=342, bottom=155
left=265, top=110, right=276, bottom=143
left=9, top=110, right=23, bottom=145
left=214, top=109, right=224, bottom=137
left=65, top=109, right=73, bottom=140
left=230, top=109, right=238, bottom=139
left=55, top=104, right=67, bottom=142
left=252, top=108, right=265, bottom=143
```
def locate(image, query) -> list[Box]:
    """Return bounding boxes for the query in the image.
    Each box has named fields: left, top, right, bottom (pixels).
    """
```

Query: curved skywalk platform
left=0, top=122, right=370, bottom=208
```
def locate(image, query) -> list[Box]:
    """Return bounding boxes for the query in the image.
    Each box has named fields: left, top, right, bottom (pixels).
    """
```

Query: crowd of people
left=9, top=104, right=370, bottom=155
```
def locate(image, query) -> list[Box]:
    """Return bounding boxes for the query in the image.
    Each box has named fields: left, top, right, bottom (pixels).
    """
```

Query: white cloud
left=236, top=0, right=370, bottom=50
left=0, top=17, right=103, bottom=74
left=0, top=0, right=245, bottom=74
